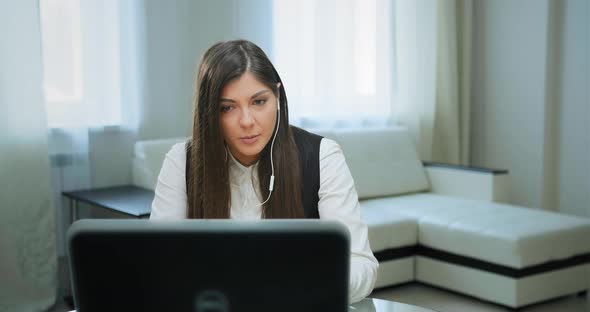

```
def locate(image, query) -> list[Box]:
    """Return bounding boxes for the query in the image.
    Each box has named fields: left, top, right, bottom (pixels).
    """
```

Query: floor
left=371, top=283, right=590, bottom=312
left=47, top=256, right=589, bottom=312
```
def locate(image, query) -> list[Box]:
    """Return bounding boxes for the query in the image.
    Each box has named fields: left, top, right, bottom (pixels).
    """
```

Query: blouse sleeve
left=150, top=142, right=188, bottom=220
left=317, top=138, right=379, bottom=303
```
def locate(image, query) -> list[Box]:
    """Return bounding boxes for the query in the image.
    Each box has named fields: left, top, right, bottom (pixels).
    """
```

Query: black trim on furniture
left=422, top=161, right=509, bottom=175
left=374, top=246, right=416, bottom=261
left=375, top=244, right=590, bottom=279
left=417, top=245, right=590, bottom=278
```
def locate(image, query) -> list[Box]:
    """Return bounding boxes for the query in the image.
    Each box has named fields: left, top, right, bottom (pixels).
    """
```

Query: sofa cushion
left=362, top=206, right=417, bottom=252
left=132, top=137, right=187, bottom=190
left=313, top=127, right=430, bottom=199
left=361, top=193, right=590, bottom=268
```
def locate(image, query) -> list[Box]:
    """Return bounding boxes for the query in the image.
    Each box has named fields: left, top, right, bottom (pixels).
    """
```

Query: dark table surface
left=62, top=185, right=153, bottom=218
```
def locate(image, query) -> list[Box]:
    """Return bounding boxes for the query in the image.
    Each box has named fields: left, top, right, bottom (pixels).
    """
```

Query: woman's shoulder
left=319, top=137, right=342, bottom=160
left=166, top=141, right=189, bottom=162
left=288, top=125, right=341, bottom=158
left=290, top=125, right=323, bottom=141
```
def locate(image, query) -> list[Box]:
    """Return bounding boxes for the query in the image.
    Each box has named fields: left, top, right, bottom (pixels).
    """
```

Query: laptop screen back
left=68, top=219, right=350, bottom=312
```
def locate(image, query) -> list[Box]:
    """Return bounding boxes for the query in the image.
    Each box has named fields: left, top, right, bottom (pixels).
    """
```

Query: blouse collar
left=227, top=146, right=259, bottom=185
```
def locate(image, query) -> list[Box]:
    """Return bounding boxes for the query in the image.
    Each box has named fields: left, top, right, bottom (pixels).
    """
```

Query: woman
left=150, top=39, right=378, bottom=303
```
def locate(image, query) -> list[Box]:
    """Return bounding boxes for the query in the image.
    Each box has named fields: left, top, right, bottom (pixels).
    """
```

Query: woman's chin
left=232, top=146, right=263, bottom=165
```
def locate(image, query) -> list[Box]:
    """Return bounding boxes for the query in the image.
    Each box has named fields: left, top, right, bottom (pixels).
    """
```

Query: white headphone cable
left=258, top=91, right=280, bottom=206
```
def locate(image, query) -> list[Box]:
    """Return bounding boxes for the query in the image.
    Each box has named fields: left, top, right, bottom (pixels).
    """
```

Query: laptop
left=67, top=219, right=350, bottom=312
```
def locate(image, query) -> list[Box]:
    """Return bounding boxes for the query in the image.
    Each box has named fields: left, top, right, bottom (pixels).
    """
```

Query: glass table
left=350, top=298, right=439, bottom=312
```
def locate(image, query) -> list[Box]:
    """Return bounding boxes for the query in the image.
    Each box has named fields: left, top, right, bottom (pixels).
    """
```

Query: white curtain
left=394, top=0, right=472, bottom=164
left=393, top=0, right=437, bottom=160
left=42, top=0, right=144, bottom=257
left=272, top=0, right=394, bottom=129
left=0, top=1, right=57, bottom=310
left=48, top=128, right=92, bottom=258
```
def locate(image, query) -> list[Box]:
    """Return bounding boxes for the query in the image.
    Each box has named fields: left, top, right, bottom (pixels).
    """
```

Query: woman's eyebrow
left=250, top=89, right=270, bottom=99
left=220, top=89, right=270, bottom=103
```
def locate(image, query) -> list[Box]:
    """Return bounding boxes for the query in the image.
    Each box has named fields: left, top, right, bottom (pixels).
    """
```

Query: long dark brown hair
left=187, top=40, right=304, bottom=219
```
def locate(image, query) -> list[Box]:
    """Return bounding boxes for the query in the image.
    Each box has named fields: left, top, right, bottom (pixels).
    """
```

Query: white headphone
left=258, top=83, right=281, bottom=206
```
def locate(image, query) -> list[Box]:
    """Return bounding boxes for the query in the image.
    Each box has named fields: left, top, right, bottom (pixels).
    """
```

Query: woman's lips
left=240, top=134, right=260, bottom=145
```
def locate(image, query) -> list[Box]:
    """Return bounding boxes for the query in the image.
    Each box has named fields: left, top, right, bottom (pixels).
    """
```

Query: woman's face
left=219, top=71, right=279, bottom=166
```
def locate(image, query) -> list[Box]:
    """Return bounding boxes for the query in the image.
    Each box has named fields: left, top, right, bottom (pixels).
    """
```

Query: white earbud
left=258, top=83, right=281, bottom=206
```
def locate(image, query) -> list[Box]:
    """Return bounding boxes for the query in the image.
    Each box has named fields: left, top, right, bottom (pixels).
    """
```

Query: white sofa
left=132, top=127, right=590, bottom=309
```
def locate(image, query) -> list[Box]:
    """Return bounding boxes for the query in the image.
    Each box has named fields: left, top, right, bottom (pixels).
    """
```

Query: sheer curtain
left=272, top=0, right=394, bottom=129
left=0, top=1, right=57, bottom=310
left=273, top=0, right=472, bottom=162
left=394, top=0, right=473, bottom=164
left=40, top=0, right=144, bottom=257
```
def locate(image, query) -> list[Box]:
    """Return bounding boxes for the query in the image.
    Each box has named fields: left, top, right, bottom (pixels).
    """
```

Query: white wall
left=555, top=0, right=590, bottom=217
left=138, top=0, right=232, bottom=140
left=471, top=0, right=550, bottom=209
left=471, top=0, right=589, bottom=216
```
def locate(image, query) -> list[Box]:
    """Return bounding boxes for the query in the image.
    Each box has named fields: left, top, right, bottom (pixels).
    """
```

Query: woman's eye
left=220, top=105, right=233, bottom=113
left=253, top=99, right=267, bottom=106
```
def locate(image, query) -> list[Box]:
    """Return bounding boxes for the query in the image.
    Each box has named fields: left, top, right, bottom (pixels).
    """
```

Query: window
left=273, top=0, right=395, bottom=128
left=40, top=0, right=122, bottom=128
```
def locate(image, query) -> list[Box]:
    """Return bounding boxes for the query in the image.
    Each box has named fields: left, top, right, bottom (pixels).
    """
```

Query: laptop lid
left=67, top=219, right=350, bottom=312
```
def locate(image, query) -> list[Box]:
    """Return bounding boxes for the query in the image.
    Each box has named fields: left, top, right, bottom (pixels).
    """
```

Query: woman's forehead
left=221, top=72, right=271, bottom=99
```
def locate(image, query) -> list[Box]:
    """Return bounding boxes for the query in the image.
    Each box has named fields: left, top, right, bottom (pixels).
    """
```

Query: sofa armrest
left=131, top=137, right=187, bottom=191
left=422, top=161, right=510, bottom=203
left=132, top=157, right=157, bottom=191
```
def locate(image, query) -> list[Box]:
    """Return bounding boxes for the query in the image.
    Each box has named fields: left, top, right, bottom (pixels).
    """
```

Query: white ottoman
left=363, top=207, right=417, bottom=288
left=362, top=193, right=590, bottom=308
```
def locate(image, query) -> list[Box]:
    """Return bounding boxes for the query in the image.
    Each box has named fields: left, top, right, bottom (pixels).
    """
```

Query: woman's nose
left=239, top=108, right=255, bottom=127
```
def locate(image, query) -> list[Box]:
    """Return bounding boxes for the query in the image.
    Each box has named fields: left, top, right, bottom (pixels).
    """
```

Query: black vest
left=186, top=126, right=323, bottom=218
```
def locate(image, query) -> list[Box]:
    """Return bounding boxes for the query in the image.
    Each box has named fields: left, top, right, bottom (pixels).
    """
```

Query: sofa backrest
left=132, top=127, right=430, bottom=198
left=313, top=127, right=429, bottom=199
left=132, top=137, right=187, bottom=190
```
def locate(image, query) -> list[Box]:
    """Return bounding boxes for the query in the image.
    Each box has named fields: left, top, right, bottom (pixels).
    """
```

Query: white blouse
left=150, top=138, right=379, bottom=303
